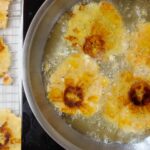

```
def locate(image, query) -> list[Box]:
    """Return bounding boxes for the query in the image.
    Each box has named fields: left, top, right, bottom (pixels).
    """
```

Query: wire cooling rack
left=0, top=0, right=22, bottom=115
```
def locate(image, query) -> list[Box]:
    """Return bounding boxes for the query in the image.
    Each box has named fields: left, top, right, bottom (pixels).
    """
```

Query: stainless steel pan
left=23, top=0, right=150, bottom=149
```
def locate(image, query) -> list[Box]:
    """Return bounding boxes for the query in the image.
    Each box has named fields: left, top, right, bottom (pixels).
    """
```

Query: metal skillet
left=23, top=0, right=150, bottom=149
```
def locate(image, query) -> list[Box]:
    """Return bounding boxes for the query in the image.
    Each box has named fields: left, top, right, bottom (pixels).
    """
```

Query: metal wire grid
left=0, top=0, right=22, bottom=115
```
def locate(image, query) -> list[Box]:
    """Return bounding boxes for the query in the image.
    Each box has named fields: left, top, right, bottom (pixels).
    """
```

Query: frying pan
left=23, top=0, right=150, bottom=149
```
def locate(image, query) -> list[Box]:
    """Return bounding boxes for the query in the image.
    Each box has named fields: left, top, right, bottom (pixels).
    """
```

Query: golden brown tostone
left=65, top=1, right=125, bottom=59
left=0, top=122, right=11, bottom=149
left=0, top=121, right=20, bottom=150
left=0, top=0, right=12, bottom=29
left=47, top=54, right=108, bottom=116
left=103, top=71, right=150, bottom=132
left=127, top=23, right=150, bottom=69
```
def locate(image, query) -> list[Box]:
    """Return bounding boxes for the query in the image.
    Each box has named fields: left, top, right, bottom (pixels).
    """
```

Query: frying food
left=47, top=53, right=108, bottom=117
left=65, top=1, right=125, bottom=59
left=127, top=23, right=150, bottom=69
left=43, top=0, right=150, bottom=143
left=103, top=71, right=150, bottom=133
left=0, top=0, right=11, bottom=28
left=0, top=109, right=21, bottom=150
left=0, top=37, right=11, bottom=79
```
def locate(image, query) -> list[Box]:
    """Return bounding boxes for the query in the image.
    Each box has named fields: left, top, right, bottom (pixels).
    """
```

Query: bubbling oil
left=42, top=0, right=150, bottom=143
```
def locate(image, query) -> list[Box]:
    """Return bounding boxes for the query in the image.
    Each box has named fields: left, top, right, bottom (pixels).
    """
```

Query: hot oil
left=42, top=0, right=150, bottom=143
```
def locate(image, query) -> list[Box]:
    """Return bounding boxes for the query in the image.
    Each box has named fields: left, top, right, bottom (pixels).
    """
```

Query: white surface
left=0, top=0, right=22, bottom=115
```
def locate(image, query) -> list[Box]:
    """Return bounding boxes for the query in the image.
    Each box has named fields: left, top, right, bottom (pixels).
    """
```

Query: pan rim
left=23, top=0, right=81, bottom=149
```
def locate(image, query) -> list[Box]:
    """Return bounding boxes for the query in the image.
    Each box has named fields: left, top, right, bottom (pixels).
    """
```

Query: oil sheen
left=42, top=0, right=150, bottom=143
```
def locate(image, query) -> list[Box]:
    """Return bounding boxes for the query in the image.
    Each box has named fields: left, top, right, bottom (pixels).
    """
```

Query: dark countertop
left=22, top=1, right=64, bottom=149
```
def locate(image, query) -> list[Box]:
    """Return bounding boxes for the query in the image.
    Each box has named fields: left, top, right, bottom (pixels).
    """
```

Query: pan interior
left=42, top=0, right=150, bottom=144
